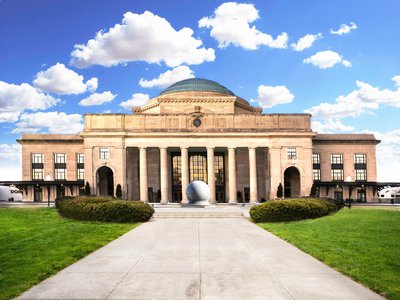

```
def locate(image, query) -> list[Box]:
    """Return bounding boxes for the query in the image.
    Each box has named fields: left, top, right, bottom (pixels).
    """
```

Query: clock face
left=193, top=118, right=202, bottom=127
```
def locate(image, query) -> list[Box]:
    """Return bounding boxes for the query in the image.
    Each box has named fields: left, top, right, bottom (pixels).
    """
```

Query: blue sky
left=0, top=0, right=399, bottom=181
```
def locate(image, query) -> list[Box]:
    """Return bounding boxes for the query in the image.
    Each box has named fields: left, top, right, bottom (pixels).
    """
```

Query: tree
left=84, top=181, right=91, bottom=196
left=277, top=183, right=283, bottom=198
left=116, top=184, right=122, bottom=199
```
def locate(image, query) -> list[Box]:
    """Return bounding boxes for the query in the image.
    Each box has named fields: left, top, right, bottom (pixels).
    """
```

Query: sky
left=0, top=0, right=399, bottom=181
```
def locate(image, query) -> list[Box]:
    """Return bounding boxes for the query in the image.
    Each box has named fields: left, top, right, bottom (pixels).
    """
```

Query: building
left=15, top=78, right=381, bottom=203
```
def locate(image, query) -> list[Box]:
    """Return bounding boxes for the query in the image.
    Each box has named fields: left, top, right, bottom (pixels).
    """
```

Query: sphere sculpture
left=186, top=180, right=210, bottom=205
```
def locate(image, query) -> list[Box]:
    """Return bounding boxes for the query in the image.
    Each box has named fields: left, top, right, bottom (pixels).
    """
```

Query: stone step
left=153, top=211, right=244, bottom=218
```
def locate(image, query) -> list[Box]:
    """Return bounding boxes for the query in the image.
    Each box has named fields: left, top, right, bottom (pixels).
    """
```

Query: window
left=32, top=168, right=44, bottom=180
left=172, top=155, right=181, bottom=185
left=77, top=153, right=84, bottom=164
left=32, top=153, right=44, bottom=180
left=313, top=169, right=321, bottom=181
left=355, top=169, right=367, bottom=181
left=77, top=153, right=84, bottom=180
left=55, top=169, right=66, bottom=180
left=32, top=153, right=43, bottom=163
left=287, top=148, right=297, bottom=160
left=331, top=169, right=344, bottom=181
left=312, top=153, right=320, bottom=164
left=214, top=155, right=224, bottom=186
left=99, top=147, right=109, bottom=159
left=331, top=154, right=343, bottom=164
left=354, top=153, right=366, bottom=164
left=54, top=153, right=66, bottom=181
left=190, top=155, right=207, bottom=182
left=54, top=153, right=66, bottom=163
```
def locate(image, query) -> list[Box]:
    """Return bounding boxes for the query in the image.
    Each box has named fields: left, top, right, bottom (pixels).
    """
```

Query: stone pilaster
left=160, top=147, right=168, bottom=204
left=181, top=147, right=189, bottom=204
left=139, top=147, right=148, bottom=202
left=249, top=147, right=258, bottom=203
left=207, top=147, right=215, bottom=203
left=228, top=147, right=237, bottom=204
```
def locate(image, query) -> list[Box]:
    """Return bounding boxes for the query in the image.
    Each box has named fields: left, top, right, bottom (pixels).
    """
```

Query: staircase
left=152, top=206, right=246, bottom=218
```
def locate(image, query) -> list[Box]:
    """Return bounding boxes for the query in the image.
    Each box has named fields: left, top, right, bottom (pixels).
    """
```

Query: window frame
left=99, top=147, right=109, bottom=160
left=287, top=148, right=297, bottom=160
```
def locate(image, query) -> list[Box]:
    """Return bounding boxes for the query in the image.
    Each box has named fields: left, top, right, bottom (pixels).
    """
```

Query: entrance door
left=97, top=166, right=114, bottom=196
left=284, top=167, right=301, bottom=198
left=34, top=186, right=42, bottom=202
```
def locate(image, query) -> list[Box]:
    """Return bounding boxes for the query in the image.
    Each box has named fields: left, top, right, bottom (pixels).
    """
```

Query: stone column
left=228, top=147, right=237, bottom=204
left=181, top=147, right=189, bottom=204
left=207, top=147, right=215, bottom=203
left=139, top=147, right=148, bottom=202
left=160, top=147, right=168, bottom=204
left=249, top=147, right=258, bottom=203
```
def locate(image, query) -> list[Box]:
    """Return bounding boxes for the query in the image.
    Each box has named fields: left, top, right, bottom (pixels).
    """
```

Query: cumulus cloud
left=0, top=144, right=21, bottom=181
left=71, top=11, right=215, bottom=68
left=79, top=91, right=116, bottom=106
left=303, top=50, right=351, bottom=69
left=33, top=63, right=98, bottom=95
left=120, top=93, right=150, bottom=110
left=291, top=33, right=322, bottom=51
left=251, top=85, right=294, bottom=108
left=392, top=75, right=400, bottom=87
left=199, top=2, right=288, bottom=50
left=139, top=66, right=195, bottom=88
left=0, top=81, right=59, bottom=123
left=12, top=112, right=84, bottom=134
left=311, top=119, right=354, bottom=133
left=330, top=22, right=358, bottom=35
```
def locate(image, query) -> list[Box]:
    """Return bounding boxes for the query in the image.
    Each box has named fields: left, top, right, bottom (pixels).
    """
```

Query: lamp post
left=45, top=174, right=52, bottom=207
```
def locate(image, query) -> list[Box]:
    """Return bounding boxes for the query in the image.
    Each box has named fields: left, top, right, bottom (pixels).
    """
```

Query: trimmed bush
left=250, top=198, right=337, bottom=223
left=57, top=196, right=154, bottom=223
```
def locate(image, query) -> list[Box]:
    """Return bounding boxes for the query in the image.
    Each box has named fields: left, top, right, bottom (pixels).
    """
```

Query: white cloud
left=120, top=93, right=150, bottom=110
left=71, top=11, right=215, bottom=68
left=311, top=119, right=354, bottom=133
left=330, top=22, right=358, bottom=35
left=33, top=63, right=98, bottom=95
left=0, top=81, right=59, bottom=123
left=12, top=112, right=83, bottom=134
left=363, top=129, right=400, bottom=182
left=0, top=144, right=21, bottom=181
left=305, top=78, right=400, bottom=120
left=392, top=75, right=400, bottom=87
left=252, top=85, right=294, bottom=108
left=79, top=91, right=116, bottom=106
left=199, top=2, right=288, bottom=50
left=303, top=50, right=351, bottom=69
left=291, top=33, right=322, bottom=51
left=139, top=66, right=195, bottom=88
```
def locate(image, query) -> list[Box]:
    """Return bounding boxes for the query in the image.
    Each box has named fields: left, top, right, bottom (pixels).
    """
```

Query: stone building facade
left=16, top=79, right=380, bottom=203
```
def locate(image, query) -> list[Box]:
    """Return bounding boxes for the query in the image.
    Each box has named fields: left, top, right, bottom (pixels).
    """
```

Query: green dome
left=159, top=78, right=235, bottom=96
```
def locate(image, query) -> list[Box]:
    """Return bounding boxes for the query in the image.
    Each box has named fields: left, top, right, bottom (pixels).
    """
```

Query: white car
left=0, top=185, right=23, bottom=201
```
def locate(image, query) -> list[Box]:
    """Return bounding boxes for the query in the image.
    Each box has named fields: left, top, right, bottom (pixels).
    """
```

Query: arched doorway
left=284, top=167, right=300, bottom=198
left=97, top=166, right=114, bottom=196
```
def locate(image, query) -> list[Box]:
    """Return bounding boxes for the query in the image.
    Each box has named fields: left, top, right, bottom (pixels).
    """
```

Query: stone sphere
left=186, top=181, right=210, bottom=204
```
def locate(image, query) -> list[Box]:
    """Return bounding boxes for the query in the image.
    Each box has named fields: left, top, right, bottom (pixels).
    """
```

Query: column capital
left=207, top=146, right=215, bottom=150
left=180, top=146, right=188, bottom=150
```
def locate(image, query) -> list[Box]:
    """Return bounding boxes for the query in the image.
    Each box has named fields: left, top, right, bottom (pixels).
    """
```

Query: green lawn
left=258, top=208, right=400, bottom=300
left=0, top=208, right=139, bottom=300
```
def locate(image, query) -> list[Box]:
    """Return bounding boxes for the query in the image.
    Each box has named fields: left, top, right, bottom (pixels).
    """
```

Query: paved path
left=18, top=218, right=383, bottom=300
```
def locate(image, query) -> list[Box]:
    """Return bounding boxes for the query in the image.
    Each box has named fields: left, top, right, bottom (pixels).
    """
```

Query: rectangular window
left=32, top=153, right=44, bottom=180
left=313, top=169, right=321, bottom=181
left=54, top=153, right=66, bottom=180
left=287, top=148, right=297, bottom=160
left=355, top=169, right=367, bottom=181
left=32, top=168, right=44, bottom=180
left=312, top=153, right=320, bottom=164
left=77, top=169, right=84, bottom=180
left=331, top=169, right=344, bottom=181
left=331, top=154, right=343, bottom=164
left=77, top=153, right=84, bottom=164
left=55, top=169, right=66, bottom=180
left=354, top=153, right=366, bottom=164
left=32, top=153, right=43, bottom=163
left=99, top=147, right=109, bottom=159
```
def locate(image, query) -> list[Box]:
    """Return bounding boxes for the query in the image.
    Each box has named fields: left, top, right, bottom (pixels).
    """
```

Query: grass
left=0, top=208, right=139, bottom=300
left=258, top=208, right=400, bottom=300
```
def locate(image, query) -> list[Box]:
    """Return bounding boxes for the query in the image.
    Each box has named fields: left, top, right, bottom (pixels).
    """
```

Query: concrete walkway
left=18, top=218, right=383, bottom=300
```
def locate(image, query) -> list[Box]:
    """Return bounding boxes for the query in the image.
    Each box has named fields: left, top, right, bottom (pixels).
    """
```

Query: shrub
left=250, top=198, right=337, bottom=223
left=57, top=196, right=154, bottom=223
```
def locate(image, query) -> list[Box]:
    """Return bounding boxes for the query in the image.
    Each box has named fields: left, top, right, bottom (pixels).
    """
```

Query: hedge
left=56, top=196, right=154, bottom=223
left=250, top=198, right=338, bottom=223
